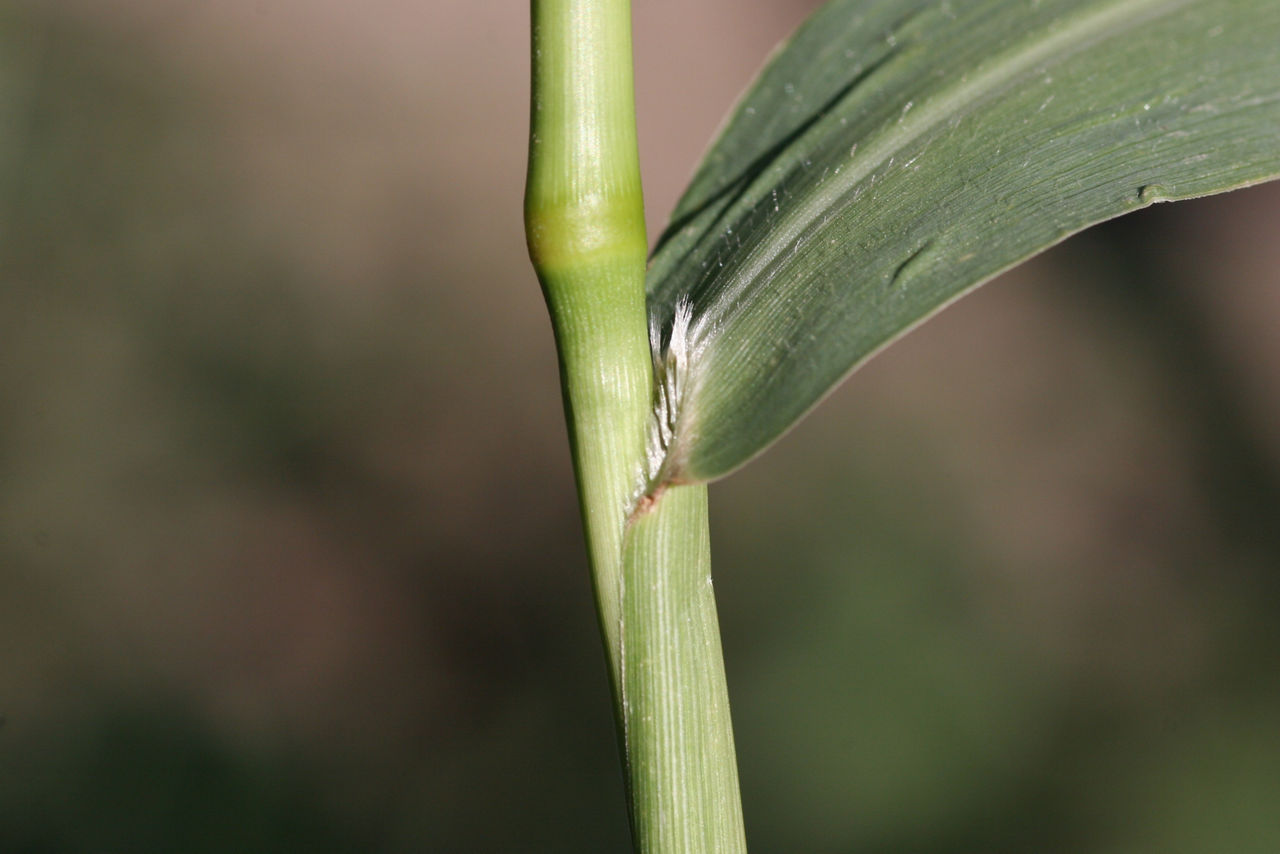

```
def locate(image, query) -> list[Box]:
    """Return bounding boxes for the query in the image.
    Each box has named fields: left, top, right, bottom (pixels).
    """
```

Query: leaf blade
left=646, top=0, right=1280, bottom=483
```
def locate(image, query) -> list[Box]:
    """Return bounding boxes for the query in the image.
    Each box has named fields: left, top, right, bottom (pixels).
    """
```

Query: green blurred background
left=2, top=1, right=1279, bottom=851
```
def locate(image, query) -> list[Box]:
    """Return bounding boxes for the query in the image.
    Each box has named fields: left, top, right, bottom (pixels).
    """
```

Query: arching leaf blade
left=646, top=0, right=1280, bottom=484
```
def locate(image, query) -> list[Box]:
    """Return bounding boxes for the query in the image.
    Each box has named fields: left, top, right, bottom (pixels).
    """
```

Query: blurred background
left=2, top=1, right=1279, bottom=851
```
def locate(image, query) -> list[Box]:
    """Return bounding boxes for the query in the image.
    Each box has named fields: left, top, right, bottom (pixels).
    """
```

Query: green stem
left=526, top=0, right=650, bottom=694
left=623, top=486, right=746, bottom=853
left=525, top=2, right=745, bottom=850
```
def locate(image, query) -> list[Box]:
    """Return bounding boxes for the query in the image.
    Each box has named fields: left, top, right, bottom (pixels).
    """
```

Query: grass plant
left=524, top=1, right=1280, bottom=850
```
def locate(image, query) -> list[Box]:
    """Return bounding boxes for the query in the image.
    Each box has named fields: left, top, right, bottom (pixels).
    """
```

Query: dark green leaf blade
left=646, top=0, right=1280, bottom=483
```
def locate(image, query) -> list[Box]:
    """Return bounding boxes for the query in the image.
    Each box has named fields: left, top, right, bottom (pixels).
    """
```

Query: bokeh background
left=3, top=1, right=1279, bottom=851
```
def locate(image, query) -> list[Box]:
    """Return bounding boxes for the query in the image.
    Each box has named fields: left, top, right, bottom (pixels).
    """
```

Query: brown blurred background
left=2, top=1, right=1279, bottom=851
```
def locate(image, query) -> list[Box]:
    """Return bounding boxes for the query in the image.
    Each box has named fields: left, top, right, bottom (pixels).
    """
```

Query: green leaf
left=645, top=0, right=1280, bottom=484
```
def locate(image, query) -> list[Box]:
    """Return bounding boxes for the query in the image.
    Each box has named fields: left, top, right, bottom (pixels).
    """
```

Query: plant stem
left=623, top=485, right=746, bottom=853
left=526, top=0, right=650, bottom=695
left=525, top=2, right=745, bottom=850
